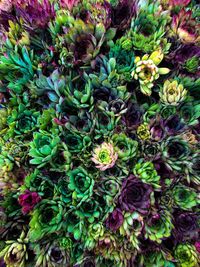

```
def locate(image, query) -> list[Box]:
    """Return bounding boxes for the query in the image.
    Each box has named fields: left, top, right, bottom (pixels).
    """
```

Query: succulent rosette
left=67, top=167, right=94, bottom=202
left=0, top=0, right=200, bottom=266
left=34, top=238, right=72, bottom=267
left=105, top=208, right=124, bottom=232
left=29, top=131, right=60, bottom=168
left=91, top=142, right=118, bottom=171
left=145, top=211, right=174, bottom=243
left=171, top=8, right=200, bottom=44
left=18, top=190, right=41, bottom=214
left=173, top=211, right=199, bottom=241
left=6, top=104, right=40, bottom=138
left=14, top=0, right=55, bottom=29
left=172, top=185, right=199, bottom=210
left=159, top=80, right=187, bottom=106
left=174, top=243, right=199, bottom=267
left=28, top=199, right=65, bottom=241
left=168, top=45, right=200, bottom=76
left=119, top=174, right=152, bottom=214
left=112, top=133, right=138, bottom=161
left=0, top=231, right=30, bottom=267
left=133, top=160, right=161, bottom=189
left=131, top=50, right=170, bottom=96
left=161, top=137, right=191, bottom=171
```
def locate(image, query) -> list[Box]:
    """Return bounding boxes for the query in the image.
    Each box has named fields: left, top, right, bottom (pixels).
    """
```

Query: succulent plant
left=88, top=56, right=130, bottom=101
left=109, top=41, right=135, bottom=81
left=91, top=142, right=118, bottom=171
left=6, top=104, right=40, bottom=138
left=112, top=133, right=138, bottom=161
left=187, top=155, right=200, bottom=184
left=14, top=0, right=55, bottom=29
left=29, top=131, right=60, bottom=168
left=161, top=137, right=191, bottom=171
left=0, top=231, right=29, bottom=267
left=28, top=199, right=65, bottom=241
left=0, top=46, right=34, bottom=94
left=171, top=9, right=200, bottom=44
left=174, top=243, right=199, bottom=267
left=64, top=132, right=91, bottom=153
left=159, top=80, right=187, bottom=106
left=173, top=185, right=199, bottom=210
left=35, top=238, right=71, bottom=267
left=133, top=160, right=161, bottom=189
left=145, top=211, right=173, bottom=243
left=85, top=223, right=105, bottom=249
left=129, top=2, right=170, bottom=54
left=18, top=190, right=41, bottom=214
left=0, top=0, right=199, bottom=266
left=119, top=211, right=143, bottom=249
left=136, top=123, right=151, bottom=140
left=67, top=167, right=94, bottom=202
left=50, top=14, right=115, bottom=66
left=119, top=175, right=152, bottom=214
left=64, top=75, right=94, bottom=110
left=131, top=50, right=170, bottom=96
left=75, top=198, right=101, bottom=223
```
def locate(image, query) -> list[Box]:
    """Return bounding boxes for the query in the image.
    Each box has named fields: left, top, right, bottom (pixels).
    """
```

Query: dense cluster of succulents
left=0, top=0, right=199, bottom=266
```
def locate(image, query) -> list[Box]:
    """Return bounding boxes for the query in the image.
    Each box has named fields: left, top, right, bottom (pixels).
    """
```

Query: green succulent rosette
left=145, top=211, right=173, bottom=243
left=23, top=170, right=55, bottom=199
left=75, top=198, right=102, bottom=224
left=133, top=160, right=161, bottom=189
left=112, top=133, right=138, bottom=161
left=85, top=223, right=105, bottom=250
left=28, top=200, right=65, bottom=241
left=109, top=40, right=135, bottom=81
left=6, top=104, right=40, bottom=137
left=174, top=243, right=199, bottom=267
left=29, top=131, right=60, bottom=168
left=67, top=167, right=94, bottom=202
left=173, top=185, right=200, bottom=210
left=161, top=137, right=191, bottom=171
left=64, top=133, right=91, bottom=153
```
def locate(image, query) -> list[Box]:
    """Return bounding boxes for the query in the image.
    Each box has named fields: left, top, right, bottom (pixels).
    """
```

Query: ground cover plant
left=0, top=0, right=199, bottom=266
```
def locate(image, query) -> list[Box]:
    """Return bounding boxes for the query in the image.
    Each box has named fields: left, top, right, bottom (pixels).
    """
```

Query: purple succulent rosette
left=119, top=175, right=152, bottom=214
left=0, top=0, right=199, bottom=266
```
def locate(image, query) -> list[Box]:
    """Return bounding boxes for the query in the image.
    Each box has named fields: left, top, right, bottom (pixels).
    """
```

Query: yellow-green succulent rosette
left=131, top=50, right=170, bottom=96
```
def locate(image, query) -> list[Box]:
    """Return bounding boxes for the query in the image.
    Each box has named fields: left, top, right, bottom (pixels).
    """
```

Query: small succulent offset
left=0, top=0, right=199, bottom=266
